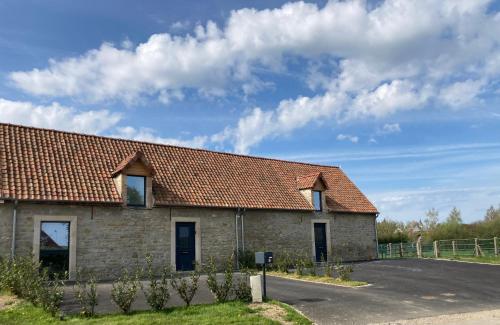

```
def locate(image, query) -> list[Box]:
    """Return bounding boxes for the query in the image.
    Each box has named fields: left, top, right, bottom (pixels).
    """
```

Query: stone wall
left=243, top=210, right=377, bottom=262
left=0, top=203, right=13, bottom=258
left=6, top=203, right=237, bottom=279
left=2, top=202, right=377, bottom=279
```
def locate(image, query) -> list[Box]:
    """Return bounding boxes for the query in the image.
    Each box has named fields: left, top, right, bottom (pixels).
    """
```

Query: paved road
left=267, top=259, right=500, bottom=325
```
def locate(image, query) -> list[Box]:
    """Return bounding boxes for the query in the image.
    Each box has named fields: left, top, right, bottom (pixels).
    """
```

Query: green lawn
left=0, top=301, right=281, bottom=325
left=268, top=271, right=368, bottom=287
left=446, top=256, right=500, bottom=264
left=0, top=296, right=313, bottom=325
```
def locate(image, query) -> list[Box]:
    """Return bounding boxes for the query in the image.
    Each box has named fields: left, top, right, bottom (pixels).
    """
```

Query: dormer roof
left=296, top=172, right=327, bottom=190
left=111, top=150, right=155, bottom=177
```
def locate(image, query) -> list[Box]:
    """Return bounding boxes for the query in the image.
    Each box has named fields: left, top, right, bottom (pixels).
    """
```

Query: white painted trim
left=311, top=219, right=331, bottom=262
left=33, top=215, right=77, bottom=280
left=170, top=217, right=201, bottom=271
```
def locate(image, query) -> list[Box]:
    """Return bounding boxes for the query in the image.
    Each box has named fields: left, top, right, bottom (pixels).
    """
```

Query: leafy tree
left=423, top=208, right=439, bottom=230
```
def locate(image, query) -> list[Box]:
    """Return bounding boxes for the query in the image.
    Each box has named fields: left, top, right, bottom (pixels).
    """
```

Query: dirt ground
left=0, top=294, right=18, bottom=311
left=249, top=302, right=295, bottom=325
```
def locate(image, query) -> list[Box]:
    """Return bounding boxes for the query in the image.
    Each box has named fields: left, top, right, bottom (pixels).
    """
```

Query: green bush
left=232, top=269, right=252, bottom=302
left=141, top=254, right=171, bottom=311
left=294, top=254, right=306, bottom=276
left=73, top=269, right=98, bottom=317
left=171, top=266, right=200, bottom=307
left=39, top=271, right=66, bottom=317
left=111, top=269, right=139, bottom=314
left=275, top=251, right=293, bottom=273
left=206, top=255, right=233, bottom=303
left=335, top=261, right=353, bottom=281
left=237, top=250, right=256, bottom=269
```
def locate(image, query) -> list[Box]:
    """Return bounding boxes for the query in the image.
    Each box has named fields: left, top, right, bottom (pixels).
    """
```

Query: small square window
left=127, top=175, right=146, bottom=206
left=313, top=191, right=322, bottom=211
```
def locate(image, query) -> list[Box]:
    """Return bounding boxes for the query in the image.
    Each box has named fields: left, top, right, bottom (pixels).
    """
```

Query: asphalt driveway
left=267, top=259, right=500, bottom=325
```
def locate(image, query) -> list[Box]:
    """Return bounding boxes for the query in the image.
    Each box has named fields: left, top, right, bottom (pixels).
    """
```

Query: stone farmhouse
left=0, top=123, right=378, bottom=279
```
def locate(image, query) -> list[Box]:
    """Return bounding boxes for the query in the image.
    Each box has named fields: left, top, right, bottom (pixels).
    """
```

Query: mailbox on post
left=255, top=251, right=273, bottom=300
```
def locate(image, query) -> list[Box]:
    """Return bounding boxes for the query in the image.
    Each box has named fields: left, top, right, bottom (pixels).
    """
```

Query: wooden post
left=474, top=238, right=479, bottom=257
left=494, top=237, right=498, bottom=257
left=433, top=241, right=439, bottom=258
left=389, top=243, right=392, bottom=258
left=416, top=236, right=422, bottom=258
left=400, top=242, right=404, bottom=257
left=452, top=240, right=456, bottom=256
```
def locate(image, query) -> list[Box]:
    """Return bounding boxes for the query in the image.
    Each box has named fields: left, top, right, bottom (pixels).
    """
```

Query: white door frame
left=170, top=217, right=201, bottom=271
left=311, top=219, right=331, bottom=262
left=33, top=215, right=77, bottom=280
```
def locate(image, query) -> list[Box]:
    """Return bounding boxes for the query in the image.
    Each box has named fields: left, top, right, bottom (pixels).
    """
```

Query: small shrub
left=335, top=260, right=353, bottom=281
left=233, top=269, right=252, bottom=302
left=325, top=262, right=335, bottom=278
left=141, top=254, right=171, bottom=311
left=294, top=255, right=306, bottom=276
left=39, top=271, right=66, bottom=317
left=74, top=269, right=98, bottom=317
left=111, top=269, right=139, bottom=314
left=275, top=251, right=292, bottom=273
left=237, top=250, right=256, bottom=269
left=171, top=266, right=200, bottom=306
left=206, top=255, right=233, bottom=303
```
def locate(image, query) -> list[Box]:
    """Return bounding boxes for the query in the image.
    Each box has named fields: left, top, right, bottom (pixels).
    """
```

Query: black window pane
left=127, top=176, right=146, bottom=206
left=40, top=222, right=70, bottom=277
left=313, top=191, right=322, bottom=211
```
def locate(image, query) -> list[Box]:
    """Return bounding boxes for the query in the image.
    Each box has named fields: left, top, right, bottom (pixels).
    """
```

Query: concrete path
left=267, top=259, right=500, bottom=325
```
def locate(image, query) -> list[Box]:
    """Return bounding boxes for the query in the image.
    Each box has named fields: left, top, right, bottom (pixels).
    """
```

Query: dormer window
left=112, top=150, right=155, bottom=209
left=127, top=175, right=146, bottom=207
left=313, top=190, right=322, bottom=211
left=297, top=172, right=328, bottom=212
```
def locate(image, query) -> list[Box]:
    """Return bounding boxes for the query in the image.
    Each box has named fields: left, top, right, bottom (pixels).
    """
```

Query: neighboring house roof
left=0, top=123, right=378, bottom=213
left=296, top=172, right=327, bottom=190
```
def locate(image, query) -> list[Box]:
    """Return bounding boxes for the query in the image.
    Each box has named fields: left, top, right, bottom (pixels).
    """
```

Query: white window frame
left=311, top=219, right=331, bottom=262
left=33, top=215, right=77, bottom=280
left=170, top=217, right=201, bottom=271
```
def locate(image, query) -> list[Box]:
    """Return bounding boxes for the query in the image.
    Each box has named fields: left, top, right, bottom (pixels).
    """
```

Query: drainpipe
left=235, top=208, right=240, bottom=268
left=374, top=212, right=379, bottom=259
left=11, top=200, right=18, bottom=259
left=241, top=208, right=246, bottom=252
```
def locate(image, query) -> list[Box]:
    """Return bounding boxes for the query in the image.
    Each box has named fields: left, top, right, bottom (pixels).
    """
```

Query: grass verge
left=0, top=300, right=279, bottom=325
left=443, top=256, right=500, bottom=265
left=269, top=300, right=312, bottom=325
left=268, top=271, right=368, bottom=287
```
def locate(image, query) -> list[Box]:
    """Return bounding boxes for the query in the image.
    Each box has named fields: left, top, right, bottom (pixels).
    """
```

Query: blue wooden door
left=176, top=222, right=196, bottom=271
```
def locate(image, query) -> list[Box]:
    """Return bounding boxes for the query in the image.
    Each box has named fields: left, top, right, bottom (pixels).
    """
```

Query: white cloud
left=0, top=98, right=121, bottom=134
left=336, top=134, right=359, bottom=143
left=113, top=126, right=207, bottom=148
left=438, top=79, right=485, bottom=107
left=0, top=98, right=207, bottom=149
left=377, top=123, right=401, bottom=135
left=8, top=0, right=500, bottom=152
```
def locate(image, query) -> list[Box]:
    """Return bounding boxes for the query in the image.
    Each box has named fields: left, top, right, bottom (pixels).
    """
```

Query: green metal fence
left=378, top=237, right=499, bottom=259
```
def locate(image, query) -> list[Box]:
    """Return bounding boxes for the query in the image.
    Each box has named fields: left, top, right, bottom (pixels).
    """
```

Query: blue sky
left=1, top=0, right=500, bottom=223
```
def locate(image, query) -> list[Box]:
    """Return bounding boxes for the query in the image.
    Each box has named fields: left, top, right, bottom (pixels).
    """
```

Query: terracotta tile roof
left=296, top=172, right=326, bottom=190
left=0, top=123, right=378, bottom=213
left=111, top=150, right=155, bottom=177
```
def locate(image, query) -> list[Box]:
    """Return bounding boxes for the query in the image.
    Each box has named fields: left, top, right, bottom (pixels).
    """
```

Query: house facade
left=0, top=123, right=378, bottom=279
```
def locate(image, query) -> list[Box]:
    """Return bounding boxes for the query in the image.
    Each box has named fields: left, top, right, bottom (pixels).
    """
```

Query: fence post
left=452, top=240, right=456, bottom=256
left=474, top=238, right=479, bottom=257
left=389, top=243, right=392, bottom=258
left=494, top=237, right=498, bottom=257
left=400, top=242, right=403, bottom=257
left=433, top=241, right=439, bottom=258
